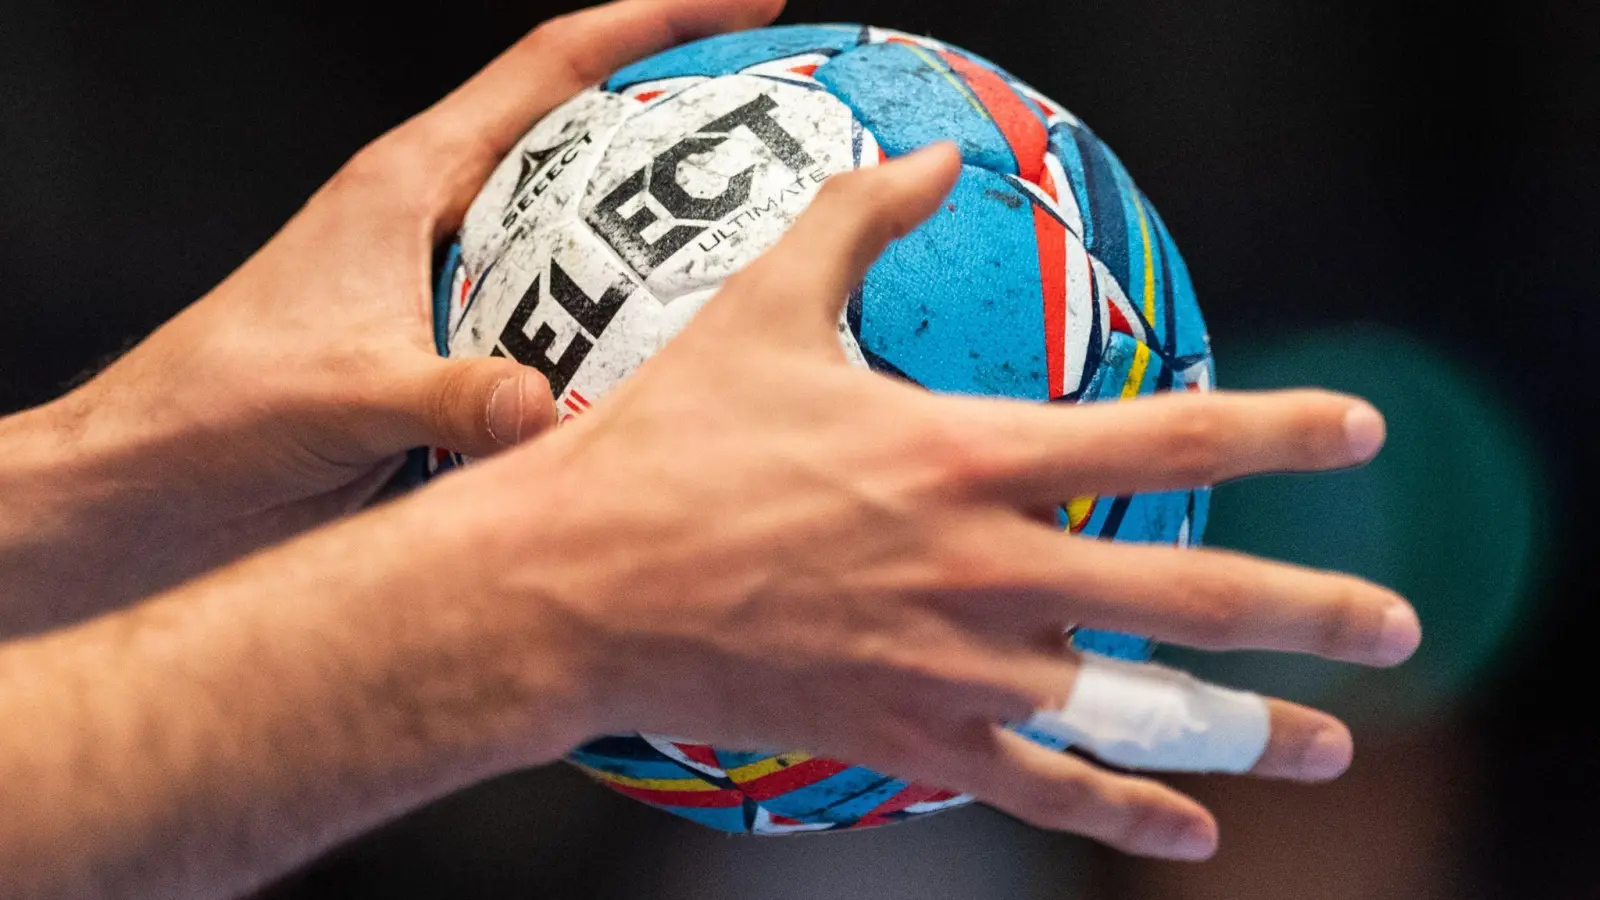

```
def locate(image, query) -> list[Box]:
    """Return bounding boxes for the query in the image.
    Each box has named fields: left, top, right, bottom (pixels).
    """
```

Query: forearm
left=0, top=395, right=137, bottom=632
left=0, top=386, right=396, bottom=636
left=0, top=487, right=590, bottom=899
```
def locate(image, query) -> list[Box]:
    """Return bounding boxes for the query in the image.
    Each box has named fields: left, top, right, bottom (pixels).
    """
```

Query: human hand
left=431, top=142, right=1420, bottom=860
left=0, top=145, right=1419, bottom=898
left=0, top=0, right=783, bottom=628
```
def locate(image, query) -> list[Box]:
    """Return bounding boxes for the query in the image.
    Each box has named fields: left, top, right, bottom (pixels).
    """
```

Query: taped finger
left=1019, top=654, right=1271, bottom=775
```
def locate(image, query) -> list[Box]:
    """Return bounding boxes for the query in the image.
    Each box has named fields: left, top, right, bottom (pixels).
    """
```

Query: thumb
left=715, top=142, right=961, bottom=339
left=408, top=355, right=558, bottom=457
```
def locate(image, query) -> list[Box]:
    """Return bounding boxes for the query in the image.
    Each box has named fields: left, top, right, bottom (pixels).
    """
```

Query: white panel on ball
left=578, top=75, right=861, bottom=302
left=459, top=88, right=629, bottom=282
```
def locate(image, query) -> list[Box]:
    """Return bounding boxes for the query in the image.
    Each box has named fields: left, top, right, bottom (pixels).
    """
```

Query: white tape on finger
left=1022, top=655, right=1271, bottom=774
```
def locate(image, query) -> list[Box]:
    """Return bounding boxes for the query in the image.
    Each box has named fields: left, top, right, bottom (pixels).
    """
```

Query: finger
left=713, top=142, right=961, bottom=338
left=932, top=724, right=1219, bottom=860
left=1020, top=654, right=1348, bottom=782
left=955, top=389, right=1386, bottom=502
left=1249, top=699, right=1353, bottom=782
left=989, top=528, right=1420, bottom=666
left=391, top=355, right=558, bottom=456
left=415, top=0, right=783, bottom=217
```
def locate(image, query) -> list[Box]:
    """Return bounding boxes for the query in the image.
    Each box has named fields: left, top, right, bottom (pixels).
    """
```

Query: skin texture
left=0, top=1, right=1421, bottom=896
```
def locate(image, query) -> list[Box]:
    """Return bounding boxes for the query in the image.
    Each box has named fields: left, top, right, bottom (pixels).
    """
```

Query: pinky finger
left=936, top=724, right=1220, bottom=861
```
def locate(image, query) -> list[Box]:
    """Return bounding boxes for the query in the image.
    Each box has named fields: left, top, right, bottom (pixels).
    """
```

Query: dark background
left=2, top=1, right=1596, bottom=897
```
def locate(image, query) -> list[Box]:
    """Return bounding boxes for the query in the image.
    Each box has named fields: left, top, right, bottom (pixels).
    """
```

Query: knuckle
left=848, top=627, right=949, bottom=684
left=1301, top=395, right=1357, bottom=465
left=989, top=678, right=1051, bottom=724
left=927, top=540, right=1004, bottom=593
left=530, top=12, right=577, bottom=44
left=1264, top=390, right=1350, bottom=468
left=714, top=266, right=758, bottom=297
left=330, top=132, right=437, bottom=215
left=336, top=139, right=404, bottom=190
left=1176, top=573, right=1249, bottom=646
left=304, top=344, right=384, bottom=401
left=913, top=416, right=1010, bottom=489
left=955, top=667, right=1048, bottom=723
left=1115, top=793, right=1177, bottom=851
left=1309, top=579, right=1379, bottom=655
left=1159, top=402, right=1233, bottom=484
left=1017, top=776, right=1096, bottom=831
left=817, top=169, right=893, bottom=226
left=426, top=366, right=481, bottom=444
left=865, top=720, right=928, bottom=771
left=817, top=167, right=869, bottom=202
left=719, top=265, right=780, bottom=306
left=526, top=14, right=602, bottom=83
left=926, top=524, right=1055, bottom=604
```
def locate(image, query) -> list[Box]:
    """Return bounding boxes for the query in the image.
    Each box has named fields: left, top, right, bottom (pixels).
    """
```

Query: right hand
left=427, top=142, right=1419, bottom=861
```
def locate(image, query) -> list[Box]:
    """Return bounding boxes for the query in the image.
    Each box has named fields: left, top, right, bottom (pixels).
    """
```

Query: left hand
left=0, top=0, right=785, bottom=628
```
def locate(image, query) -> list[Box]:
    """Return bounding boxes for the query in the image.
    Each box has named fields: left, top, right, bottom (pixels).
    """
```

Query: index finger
left=952, top=388, right=1386, bottom=503
left=416, top=0, right=784, bottom=217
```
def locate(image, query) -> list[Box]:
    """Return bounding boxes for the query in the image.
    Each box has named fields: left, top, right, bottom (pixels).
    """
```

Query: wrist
left=0, top=394, right=134, bottom=629
left=0, top=369, right=363, bottom=629
left=0, top=384, right=247, bottom=631
left=377, top=467, right=609, bottom=766
left=0, top=392, right=101, bottom=506
left=438, top=435, right=680, bottom=747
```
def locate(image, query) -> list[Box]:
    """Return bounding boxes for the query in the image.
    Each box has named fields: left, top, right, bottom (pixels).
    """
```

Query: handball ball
left=425, top=24, right=1214, bottom=834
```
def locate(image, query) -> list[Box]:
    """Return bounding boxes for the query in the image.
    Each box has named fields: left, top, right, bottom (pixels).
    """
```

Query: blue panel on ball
left=815, top=42, right=1019, bottom=174
left=1189, top=488, right=1211, bottom=546
left=1010, top=721, right=1072, bottom=752
left=711, top=748, right=778, bottom=770
left=567, top=747, right=698, bottom=783
left=657, top=804, right=753, bottom=833
left=1145, top=201, right=1208, bottom=360
left=604, top=23, right=865, bottom=89
left=1053, top=128, right=1207, bottom=364
left=432, top=243, right=460, bottom=356
left=1098, top=331, right=1157, bottom=399
left=1050, top=121, right=1133, bottom=305
left=856, top=164, right=1048, bottom=400
left=1072, top=630, right=1154, bottom=661
left=1069, top=335, right=1200, bottom=662
left=1117, top=491, right=1192, bottom=545
left=759, top=767, right=908, bottom=823
left=1048, top=122, right=1093, bottom=235
left=1078, top=334, right=1172, bottom=544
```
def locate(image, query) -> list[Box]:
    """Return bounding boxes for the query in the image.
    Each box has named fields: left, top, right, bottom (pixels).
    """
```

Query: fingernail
left=1168, top=822, right=1217, bottom=861
left=1343, top=402, right=1386, bottom=463
left=1299, top=724, right=1353, bottom=781
left=1376, top=602, right=1422, bottom=666
left=486, top=376, right=524, bottom=446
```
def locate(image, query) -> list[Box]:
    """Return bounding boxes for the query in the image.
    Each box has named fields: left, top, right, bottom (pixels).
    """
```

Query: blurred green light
left=1159, top=325, right=1549, bottom=731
